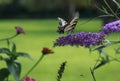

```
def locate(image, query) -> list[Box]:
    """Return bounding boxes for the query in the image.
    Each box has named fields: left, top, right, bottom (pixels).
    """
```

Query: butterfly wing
left=70, top=12, right=79, bottom=26
left=58, top=17, right=68, bottom=27
left=64, top=12, right=79, bottom=32
left=57, top=17, right=68, bottom=34
left=64, top=24, right=73, bottom=32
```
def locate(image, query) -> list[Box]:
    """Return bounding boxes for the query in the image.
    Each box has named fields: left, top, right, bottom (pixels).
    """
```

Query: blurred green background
left=0, top=0, right=120, bottom=81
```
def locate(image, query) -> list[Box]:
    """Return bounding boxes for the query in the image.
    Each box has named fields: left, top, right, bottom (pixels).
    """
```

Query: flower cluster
left=102, top=20, right=120, bottom=34
left=54, top=32, right=105, bottom=47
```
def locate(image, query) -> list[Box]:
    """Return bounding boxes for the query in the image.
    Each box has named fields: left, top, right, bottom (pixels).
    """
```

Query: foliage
left=0, top=26, right=53, bottom=81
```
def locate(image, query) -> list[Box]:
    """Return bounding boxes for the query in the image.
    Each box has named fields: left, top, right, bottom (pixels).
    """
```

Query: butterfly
left=57, top=12, right=79, bottom=34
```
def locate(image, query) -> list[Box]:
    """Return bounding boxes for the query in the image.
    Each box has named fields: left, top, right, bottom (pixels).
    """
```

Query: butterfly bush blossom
left=54, top=32, right=106, bottom=47
left=102, top=20, right=120, bottom=35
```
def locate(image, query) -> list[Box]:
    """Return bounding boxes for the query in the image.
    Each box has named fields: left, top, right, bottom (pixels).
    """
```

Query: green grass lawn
left=0, top=19, right=120, bottom=81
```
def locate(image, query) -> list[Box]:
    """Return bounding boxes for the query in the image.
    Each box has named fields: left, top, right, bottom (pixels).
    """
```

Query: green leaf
left=94, top=57, right=109, bottom=70
left=101, top=49, right=109, bottom=61
left=94, top=3, right=107, bottom=14
left=93, top=43, right=111, bottom=53
left=12, top=43, right=16, bottom=54
left=99, top=14, right=114, bottom=18
left=113, top=0, right=120, bottom=8
left=17, top=52, right=33, bottom=60
left=7, top=39, right=10, bottom=48
left=0, top=55, right=3, bottom=60
left=94, top=49, right=110, bottom=70
left=93, top=45, right=106, bottom=54
left=0, top=68, right=10, bottom=81
left=14, top=62, right=21, bottom=78
left=102, top=6, right=109, bottom=14
left=6, top=60, right=21, bottom=81
left=0, top=48, right=12, bottom=56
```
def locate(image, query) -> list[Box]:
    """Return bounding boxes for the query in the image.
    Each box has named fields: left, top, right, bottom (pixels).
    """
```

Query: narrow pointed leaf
left=113, top=0, right=120, bottom=8
left=93, top=43, right=111, bottom=53
left=102, top=6, right=109, bottom=14
left=12, top=43, right=16, bottom=54
left=17, top=52, right=33, bottom=60
left=0, top=48, right=12, bottom=56
left=94, top=57, right=109, bottom=70
left=7, top=39, right=10, bottom=48
left=6, top=60, right=21, bottom=81
left=101, top=49, right=109, bottom=61
left=93, top=45, right=106, bottom=54
left=14, top=62, right=21, bottom=78
left=94, top=45, right=106, bottom=50
left=94, top=61, right=107, bottom=70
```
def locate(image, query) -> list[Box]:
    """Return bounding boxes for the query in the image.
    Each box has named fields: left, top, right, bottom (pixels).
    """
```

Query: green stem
left=109, top=55, right=120, bottom=63
left=21, top=54, right=44, bottom=80
left=90, top=54, right=101, bottom=81
left=90, top=68, right=96, bottom=81
left=104, top=0, right=120, bottom=19
left=0, top=34, right=18, bottom=41
left=93, top=54, right=101, bottom=69
left=110, top=40, right=120, bottom=44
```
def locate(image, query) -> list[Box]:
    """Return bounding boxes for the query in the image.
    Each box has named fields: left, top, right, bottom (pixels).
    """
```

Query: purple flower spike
left=15, top=26, right=25, bottom=34
left=102, top=20, right=120, bottom=35
left=54, top=32, right=105, bottom=48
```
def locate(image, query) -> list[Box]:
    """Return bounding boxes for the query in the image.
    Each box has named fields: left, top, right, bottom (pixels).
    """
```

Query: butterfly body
left=57, top=12, right=79, bottom=34
left=57, top=23, right=69, bottom=34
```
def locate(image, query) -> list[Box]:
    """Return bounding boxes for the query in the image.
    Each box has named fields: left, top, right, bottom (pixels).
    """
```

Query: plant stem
left=110, top=40, right=120, bottom=44
left=90, top=54, right=101, bottom=81
left=90, top=68, right=96, bottom=81
left=21, top=54, right=44, bottom=80
left=0, top=34, right=18, bottom=41
left=109, top=55, right=120, bottom=63
left=93, top=54, right=101, bottom=69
